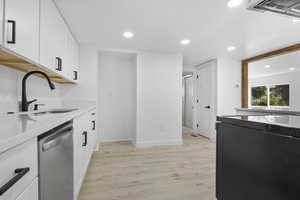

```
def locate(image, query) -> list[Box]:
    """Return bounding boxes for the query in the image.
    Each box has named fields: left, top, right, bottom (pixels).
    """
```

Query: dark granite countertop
left=217, top=115, right=300, bottom=137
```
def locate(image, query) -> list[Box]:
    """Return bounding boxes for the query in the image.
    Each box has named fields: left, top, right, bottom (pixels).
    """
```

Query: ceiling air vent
left=248, top=0, right=300, bottom=18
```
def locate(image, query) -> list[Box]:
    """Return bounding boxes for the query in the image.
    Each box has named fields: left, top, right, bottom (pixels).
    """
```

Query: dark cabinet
left=216, top=122, right=300, bottom=200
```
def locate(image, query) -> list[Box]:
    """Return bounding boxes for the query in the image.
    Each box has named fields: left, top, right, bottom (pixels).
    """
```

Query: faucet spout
left=21, top=71, right=56, bottom=112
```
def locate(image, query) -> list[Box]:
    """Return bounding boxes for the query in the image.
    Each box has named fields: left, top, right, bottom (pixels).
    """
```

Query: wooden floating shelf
left=0, top=47, right=76, bottom=84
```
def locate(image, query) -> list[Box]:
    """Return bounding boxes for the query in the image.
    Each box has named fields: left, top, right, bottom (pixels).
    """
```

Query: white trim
left=135, top=139, right=183, bottom=148
left=99, top=138, right=134, bottom=143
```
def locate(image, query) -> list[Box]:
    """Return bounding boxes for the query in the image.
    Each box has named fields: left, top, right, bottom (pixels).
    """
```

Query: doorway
left=182, top=74, right=194, bottom=131
left=194, top=61, right=216, bottom=139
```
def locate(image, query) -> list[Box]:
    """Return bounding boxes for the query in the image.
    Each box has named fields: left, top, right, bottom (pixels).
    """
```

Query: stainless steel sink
left=7, top=108, right=79, bottom=116
left=47, top=108, right=78, bottom=114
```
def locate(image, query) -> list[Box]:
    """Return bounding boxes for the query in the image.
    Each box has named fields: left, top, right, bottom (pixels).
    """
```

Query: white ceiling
left=249, top=50, right=300, bottom=78
left=55, top=0, right=300, bottom=65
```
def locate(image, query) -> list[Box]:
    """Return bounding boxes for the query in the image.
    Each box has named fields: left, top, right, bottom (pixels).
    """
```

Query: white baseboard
left=135, top=139, right=183, bottom=148
left=99, top=138, right=134, bottom=143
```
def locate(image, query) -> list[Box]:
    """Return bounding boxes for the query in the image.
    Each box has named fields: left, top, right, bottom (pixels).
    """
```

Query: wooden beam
left=243, top=43, right=300, bottom=63
left=241, top=61, right=248, bottom=108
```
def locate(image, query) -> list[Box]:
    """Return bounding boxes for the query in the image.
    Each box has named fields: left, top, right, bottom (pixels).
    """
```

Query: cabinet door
left=220, top=123, right=288, bottom=200
left=0, top=139, right=38, bottom=200
left=0, top=0, right=3, bottom=45
left=15, top=179, right=38, bottom=200
left=286, top=137, right=300, bottom=200
left=73, top=114, right=89, bottom=198
left=5, top=0, right=39, bottom=62
left=73, top=112, right=95, bottom=198
left=40, top=0, right=66, bottom=74
left=89, top=110, right=97, bottom=152
left=63, top=29, right=75, bottom=80
left=72, top=37, right=80, bottom=82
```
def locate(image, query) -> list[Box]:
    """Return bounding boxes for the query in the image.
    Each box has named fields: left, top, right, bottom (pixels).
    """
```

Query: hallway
left=79, top=134, right=216, bottom=200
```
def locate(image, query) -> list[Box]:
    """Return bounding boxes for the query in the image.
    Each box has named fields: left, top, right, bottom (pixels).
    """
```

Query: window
left=251, top=84, right=290, bottom=107
left=251, top=86, right=268, bottom=106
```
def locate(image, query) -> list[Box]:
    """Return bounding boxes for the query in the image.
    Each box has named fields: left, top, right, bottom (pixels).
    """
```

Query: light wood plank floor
left=78, top=134, right=216, bottom=200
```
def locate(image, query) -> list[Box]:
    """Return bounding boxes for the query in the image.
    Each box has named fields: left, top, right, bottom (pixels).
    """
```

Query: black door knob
left=204, top=105, right=211, bottom=109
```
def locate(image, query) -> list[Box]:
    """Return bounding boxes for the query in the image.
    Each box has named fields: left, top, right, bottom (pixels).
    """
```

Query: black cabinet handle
left=73, top=70, right=78, bottom=80
left=55, top=57, right=62, bottom=71
left=7, top=20, right=16, bottom=44
left=82, top=131, right=87, bottom=147
left=92, top=120, right=96, bottom=130
left=0, top=168, right=30, bottom=196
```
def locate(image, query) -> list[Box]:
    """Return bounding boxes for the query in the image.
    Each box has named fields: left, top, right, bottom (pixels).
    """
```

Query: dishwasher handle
left=42, top=126, right=73, bottom=152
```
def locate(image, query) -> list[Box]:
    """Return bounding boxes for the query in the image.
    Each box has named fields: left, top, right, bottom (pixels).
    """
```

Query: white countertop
left=0, top=104, right=96, bottom=154
left=235, top=107, right=300, bottom=115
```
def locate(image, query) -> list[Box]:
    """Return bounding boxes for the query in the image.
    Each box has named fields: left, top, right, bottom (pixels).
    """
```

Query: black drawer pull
left=0, top=168, right=30, bottom=196
left=73, top=70, right=78, bottom=80
left=7, top=20, right=16, bottom=44
left=92, top=120, right=96, bottom=130
left=82, top=131, right=88, bottom=147
left=55, top=57, right=62, bottom=71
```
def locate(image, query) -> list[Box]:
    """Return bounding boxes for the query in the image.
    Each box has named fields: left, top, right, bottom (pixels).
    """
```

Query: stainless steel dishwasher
left=38, top=120, right=74, bottom=200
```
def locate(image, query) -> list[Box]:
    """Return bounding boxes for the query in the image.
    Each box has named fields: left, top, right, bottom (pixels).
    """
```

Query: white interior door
left=184, top=77, right=194, bottom=128
left=196, top=63, right=213, bottom=138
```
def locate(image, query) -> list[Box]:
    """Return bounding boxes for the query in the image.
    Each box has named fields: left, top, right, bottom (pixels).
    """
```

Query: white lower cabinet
left=15, top=179, right=38, bottom=200
left=73, top=109, right=97, bottom=199
left=0, top=110, right=97, bottom=200
left=0, top=139, right=38, bottom=200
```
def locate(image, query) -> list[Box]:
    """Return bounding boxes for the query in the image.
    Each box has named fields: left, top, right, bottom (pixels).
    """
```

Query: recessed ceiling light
left=227, top=46, right=236, bottom=51
left=123, top=31, right=134, bottom=39
left=289, top=67, right=296, bottom=71
left=264, top=65, right=271, bottom=69
left=180, top=39, right=191, bottom=45
left=227, top=0, right=243, bottom=8
left=293, top=18, right=300, bottom=23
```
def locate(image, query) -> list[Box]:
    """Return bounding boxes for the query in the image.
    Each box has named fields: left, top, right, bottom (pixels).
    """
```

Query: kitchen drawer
left=0, top=139, right=38, bottom=200
left=15, top=178, right=38, bottom=200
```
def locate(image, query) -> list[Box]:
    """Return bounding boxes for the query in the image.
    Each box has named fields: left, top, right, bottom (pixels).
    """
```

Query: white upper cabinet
left=40, top=0, right=65, bottom=73
left=69, top=33, right=80, bottom=82
left=63, top=28, right=74, bottom=80
left=0, top=0, right=3, bottom=45
left=40, top=0, right=79, bottom=81
left=4, top=0, right=40, bottom=63
left=0, top=0, right=79, bottom=83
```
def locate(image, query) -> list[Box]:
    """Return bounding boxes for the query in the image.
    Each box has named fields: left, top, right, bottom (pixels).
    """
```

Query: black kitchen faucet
left=21, top=71, right=55, bottom=112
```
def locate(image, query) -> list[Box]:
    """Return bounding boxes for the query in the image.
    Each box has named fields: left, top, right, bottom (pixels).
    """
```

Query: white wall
left=249, top=71, right=300, bottom=110
left=136, top=52, right=183, bottom=147
left=217, top=57, right=241, bottom=116
left=0, top=66, right=62, bottom=113
left=98, top=52, right=137, bottom=142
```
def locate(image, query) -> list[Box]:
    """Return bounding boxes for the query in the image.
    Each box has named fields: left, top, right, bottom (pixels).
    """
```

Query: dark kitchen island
left=216, top=115, right=300, bottom=200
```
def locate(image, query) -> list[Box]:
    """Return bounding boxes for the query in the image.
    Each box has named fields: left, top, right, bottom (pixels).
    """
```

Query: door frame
left=194, top=60, right=217, bottom=140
